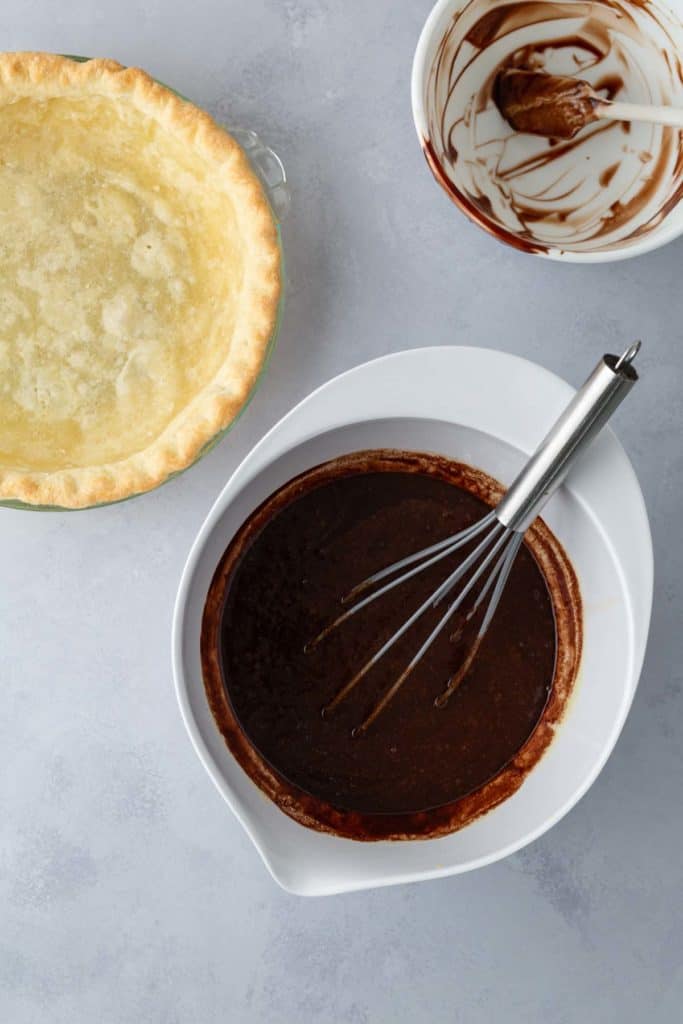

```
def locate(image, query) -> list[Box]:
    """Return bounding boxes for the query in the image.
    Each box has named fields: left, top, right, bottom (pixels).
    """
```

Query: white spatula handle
left=597, top=100, right=683, bottom=130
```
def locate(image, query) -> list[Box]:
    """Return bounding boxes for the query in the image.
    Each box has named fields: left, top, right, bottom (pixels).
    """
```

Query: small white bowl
left=172, top=346, right=652, bottom=895
left=411, top=0, right=683, bottom=262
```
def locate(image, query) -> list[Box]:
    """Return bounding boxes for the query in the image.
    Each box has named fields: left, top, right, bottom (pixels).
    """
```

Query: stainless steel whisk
left=310, top=342, right=641, bottom=735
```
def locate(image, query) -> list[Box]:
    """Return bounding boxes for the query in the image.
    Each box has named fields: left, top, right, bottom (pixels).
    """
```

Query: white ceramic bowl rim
left=410, top=0, right=683, bottom=263
left=172, top=346, right=653, bottom=895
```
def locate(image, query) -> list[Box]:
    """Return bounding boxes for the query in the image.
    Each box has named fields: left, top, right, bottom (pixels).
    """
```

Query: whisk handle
left=495, top=342, right=641, bottom=533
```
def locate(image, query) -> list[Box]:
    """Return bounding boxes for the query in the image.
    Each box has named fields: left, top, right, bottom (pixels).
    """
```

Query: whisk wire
left=322, top=519, right=506, bottom=716
left=308, top=510, right=498, bottom=652
left=354, top=525, right=513, bottom=733
left=343, top=509, right=497, bottom=603
left=434, top=532, right=523, bottom=709
left=318, top=522, right=524, bottom=731
left=430, top=520, right=505, bottom=606
left=479, top=533, right=523, bottom=637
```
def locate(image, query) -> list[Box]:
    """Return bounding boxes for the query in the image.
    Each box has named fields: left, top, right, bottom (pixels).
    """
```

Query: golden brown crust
left=0, top=52, right=281, bottom=508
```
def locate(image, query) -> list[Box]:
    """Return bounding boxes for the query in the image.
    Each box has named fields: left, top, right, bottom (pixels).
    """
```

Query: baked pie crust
left=0, top=52, right=281, bottom=507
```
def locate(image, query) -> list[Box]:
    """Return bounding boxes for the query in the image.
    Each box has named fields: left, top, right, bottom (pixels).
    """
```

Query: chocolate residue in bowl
left=423, top=0, right=683, bottom=254
left=201, top=451, right=583, bottom=841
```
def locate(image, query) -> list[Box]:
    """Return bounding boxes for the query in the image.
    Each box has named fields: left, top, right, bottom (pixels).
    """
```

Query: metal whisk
left=310, top=342, right=641, bottom=735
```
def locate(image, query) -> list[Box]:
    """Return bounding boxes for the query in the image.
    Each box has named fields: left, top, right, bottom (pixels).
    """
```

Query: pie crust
left=0, top=52, right=281, bottom=507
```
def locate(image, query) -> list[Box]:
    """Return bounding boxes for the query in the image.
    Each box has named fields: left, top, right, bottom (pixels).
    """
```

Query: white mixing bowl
left=172, top=347, right=652, bottom=895
left=411, top=0, right=683, bottom=262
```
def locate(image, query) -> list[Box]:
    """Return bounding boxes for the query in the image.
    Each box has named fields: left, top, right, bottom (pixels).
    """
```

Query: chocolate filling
left=201, top=451, right=582, bottom=840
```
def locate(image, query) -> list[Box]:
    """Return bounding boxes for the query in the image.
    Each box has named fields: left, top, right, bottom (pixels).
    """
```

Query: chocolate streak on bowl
left=423, top=136, right=544, bottom=252
left=201, top=451, right=582, bottom=841
left=422, top=0, right=683, bottom=253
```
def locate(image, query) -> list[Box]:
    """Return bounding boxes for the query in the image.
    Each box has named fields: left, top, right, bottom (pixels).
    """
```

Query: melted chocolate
left=201, top=452, right=583, bottom=840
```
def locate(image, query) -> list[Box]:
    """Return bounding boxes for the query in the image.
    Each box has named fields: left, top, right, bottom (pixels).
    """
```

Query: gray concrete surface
left=2, top=2, right=682, bottom=1021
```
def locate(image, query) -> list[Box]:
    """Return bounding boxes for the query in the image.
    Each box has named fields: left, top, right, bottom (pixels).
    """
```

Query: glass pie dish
left=0, top=55, right=288, bottom=511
